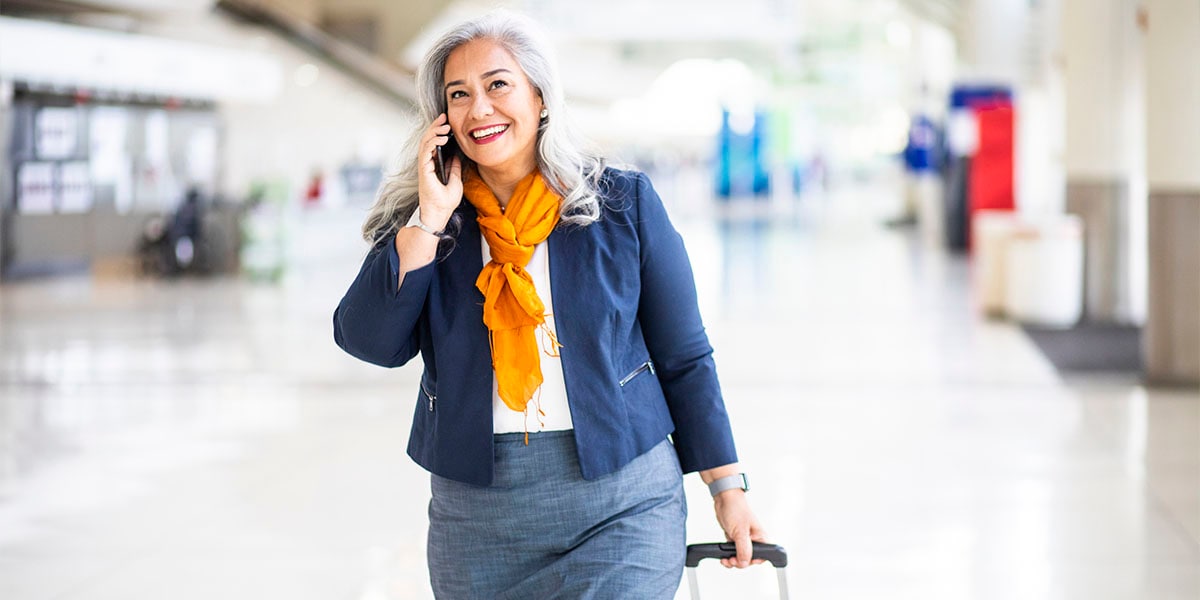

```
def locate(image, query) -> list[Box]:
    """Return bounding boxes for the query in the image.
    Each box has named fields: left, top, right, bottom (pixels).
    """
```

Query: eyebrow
left=444, top=68, right=514, bottom=91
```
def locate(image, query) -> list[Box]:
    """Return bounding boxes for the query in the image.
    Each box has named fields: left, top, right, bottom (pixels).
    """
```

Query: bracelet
left=406, top=206, right=443, bottom=237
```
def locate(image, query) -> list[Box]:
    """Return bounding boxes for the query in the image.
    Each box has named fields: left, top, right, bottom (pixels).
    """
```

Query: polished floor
left=0, top=192, right=1197, bottom=599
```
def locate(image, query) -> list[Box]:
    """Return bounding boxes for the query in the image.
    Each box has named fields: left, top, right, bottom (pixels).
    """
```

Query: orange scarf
left=463, top=167, right=562, bottom=415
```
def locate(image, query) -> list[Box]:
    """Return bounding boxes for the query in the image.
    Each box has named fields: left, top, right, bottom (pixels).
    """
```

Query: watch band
left=707, top=473, right=749, bottom=497
left=406, top=206, right=442, bottom=237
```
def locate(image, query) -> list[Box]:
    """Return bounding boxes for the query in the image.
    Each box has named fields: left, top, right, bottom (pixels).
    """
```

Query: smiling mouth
left=469, top=124, right=509, bottom=143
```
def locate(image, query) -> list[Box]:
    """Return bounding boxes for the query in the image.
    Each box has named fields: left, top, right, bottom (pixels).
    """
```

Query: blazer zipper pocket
left=420, top=379, right=436, bottom=412
left=619, top=360, right=656, bottom=387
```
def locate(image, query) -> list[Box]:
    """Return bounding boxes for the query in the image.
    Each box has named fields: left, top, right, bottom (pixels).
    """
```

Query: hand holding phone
left=415, top=114, right=462, bottom=235
left=434, top=133, right=460, bottom=186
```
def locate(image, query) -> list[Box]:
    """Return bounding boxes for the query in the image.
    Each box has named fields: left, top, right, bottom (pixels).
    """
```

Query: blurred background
left=0, top=0, right=1196, bottom=598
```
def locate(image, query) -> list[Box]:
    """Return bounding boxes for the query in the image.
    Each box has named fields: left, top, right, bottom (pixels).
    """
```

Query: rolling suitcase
left=685, top=541, right=789, bottom=599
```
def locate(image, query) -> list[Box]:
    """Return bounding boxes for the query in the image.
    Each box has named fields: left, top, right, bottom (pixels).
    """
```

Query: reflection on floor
left=0, top=201, right=1197, bottom=600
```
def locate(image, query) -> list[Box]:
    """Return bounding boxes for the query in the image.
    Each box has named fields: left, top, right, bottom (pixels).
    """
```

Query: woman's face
left=443, top=39, right=544, bottom=179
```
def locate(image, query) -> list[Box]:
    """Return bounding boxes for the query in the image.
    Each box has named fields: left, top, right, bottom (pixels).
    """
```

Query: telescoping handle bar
left=685, top=542, right=789, bottom=600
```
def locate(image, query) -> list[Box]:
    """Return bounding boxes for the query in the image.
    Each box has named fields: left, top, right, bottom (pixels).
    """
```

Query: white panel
left=72, top=0, right=215, bottom=13
left=17, top=163, right=56, bottom=214
left=0, top=16, right=282, bottom=103
left=59, top=162, right=94, bottom=214
left=1060, top=0, right=1144, bottom=179
left=1145, top=0, right=1200, bottom=188
left=35, top=108, right=79, bottom=160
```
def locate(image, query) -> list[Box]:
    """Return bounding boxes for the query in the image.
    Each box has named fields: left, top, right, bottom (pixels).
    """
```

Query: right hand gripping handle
left=685, top=542, right=788, bottom=568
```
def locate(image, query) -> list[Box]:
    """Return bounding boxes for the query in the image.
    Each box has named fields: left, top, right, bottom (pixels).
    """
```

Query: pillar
left=0, top=79, right=11, bottom=277
left=1060, top=0, right=1144, bottom=324
left=1143, top=0, right=1200, bottom=385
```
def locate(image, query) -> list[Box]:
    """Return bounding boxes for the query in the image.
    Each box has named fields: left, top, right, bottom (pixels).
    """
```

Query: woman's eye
left=489, top=80, right=509, bottom=90
left=448, top=90, right=466, bottom=100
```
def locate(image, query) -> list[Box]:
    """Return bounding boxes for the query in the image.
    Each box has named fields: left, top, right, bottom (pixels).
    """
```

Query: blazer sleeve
left=633, top=172, right=739, bottom=473
left=332, top=241, right=432, bottom=368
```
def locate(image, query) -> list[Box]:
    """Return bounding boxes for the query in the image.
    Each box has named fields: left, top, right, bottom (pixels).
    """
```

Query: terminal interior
left=0, top=1, right=1197, bottom=598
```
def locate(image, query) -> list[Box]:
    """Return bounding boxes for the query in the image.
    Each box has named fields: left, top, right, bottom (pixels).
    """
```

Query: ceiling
left=0, top=0, right=965, bottom=70
left=0, top=0, right=969, bottom=150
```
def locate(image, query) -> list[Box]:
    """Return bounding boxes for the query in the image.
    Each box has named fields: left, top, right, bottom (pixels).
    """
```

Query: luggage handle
left=685, top=542, right=790, bottom=600
left=685, top=541, right=788, bottom=568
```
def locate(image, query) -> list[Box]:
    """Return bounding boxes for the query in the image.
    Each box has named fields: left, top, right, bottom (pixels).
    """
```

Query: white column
left=1144, top=0, right=1200, bottom=190
left=0, top=79, right=10, bottom=276
left=1059, top=0, right=1145, bottom=323
left=1144, top=0, right=1200, bottom=384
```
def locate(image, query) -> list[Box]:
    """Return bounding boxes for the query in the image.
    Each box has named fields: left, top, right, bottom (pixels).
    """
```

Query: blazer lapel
left=455, top=202, right=483, bottom=276
left=442, top=202, right=487, bottom=353
left=547, top=227, right=582, bottom=349
left=441, top=201, right=494, bottom=419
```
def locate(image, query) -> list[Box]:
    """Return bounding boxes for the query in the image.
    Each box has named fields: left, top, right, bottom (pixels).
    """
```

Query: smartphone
left=434, top=133, right=459, bottom=185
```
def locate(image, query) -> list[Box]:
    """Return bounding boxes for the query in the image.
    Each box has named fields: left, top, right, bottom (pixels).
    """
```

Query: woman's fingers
left=713, top=490, right=769, bottom=569
left=414, top=113, right=464, bottom=228
left=421, top=114, right=453, bottom=154
left=718, top=532, right=755, bottom=568
left=733, top=528, right=753, bottom=568
left=419, top=116, right=454, bottom=174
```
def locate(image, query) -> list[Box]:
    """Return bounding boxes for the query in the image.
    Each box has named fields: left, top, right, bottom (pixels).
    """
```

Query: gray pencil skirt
left=426, top=430, right=687, bottom=599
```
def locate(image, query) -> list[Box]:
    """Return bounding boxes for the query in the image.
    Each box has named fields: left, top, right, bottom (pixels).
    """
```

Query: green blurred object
left=240, top=179, right=290, bottom=282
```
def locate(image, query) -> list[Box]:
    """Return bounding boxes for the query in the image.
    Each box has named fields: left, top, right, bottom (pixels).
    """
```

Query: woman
left=334, top=11, right=766, bottom=598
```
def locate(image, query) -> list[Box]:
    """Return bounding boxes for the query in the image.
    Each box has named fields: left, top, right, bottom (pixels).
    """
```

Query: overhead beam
left=217, top=0, right=417, bottom=107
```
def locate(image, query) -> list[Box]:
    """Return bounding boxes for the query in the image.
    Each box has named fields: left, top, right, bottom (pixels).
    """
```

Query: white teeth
left=471, top=125, right=508, bottom=138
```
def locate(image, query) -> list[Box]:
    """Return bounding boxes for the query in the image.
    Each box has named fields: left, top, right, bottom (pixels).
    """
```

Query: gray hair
left=361, top=10, right=605, bottom=245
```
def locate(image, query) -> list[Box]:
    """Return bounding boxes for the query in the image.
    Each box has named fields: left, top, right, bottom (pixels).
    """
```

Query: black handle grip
left=685, top=542, right=788, bottom=568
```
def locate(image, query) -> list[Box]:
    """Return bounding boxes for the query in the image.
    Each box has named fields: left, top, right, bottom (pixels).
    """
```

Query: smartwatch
left=707, top=473, right=749, bottom=497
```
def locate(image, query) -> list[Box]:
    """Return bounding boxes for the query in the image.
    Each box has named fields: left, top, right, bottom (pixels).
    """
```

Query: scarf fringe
left=521, top=386, right=548, bottom=446
left=539, top=317, right=563, bottom=358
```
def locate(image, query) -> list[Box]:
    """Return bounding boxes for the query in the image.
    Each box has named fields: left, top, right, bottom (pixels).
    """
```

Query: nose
left=469, top=94, right=494, bottom=120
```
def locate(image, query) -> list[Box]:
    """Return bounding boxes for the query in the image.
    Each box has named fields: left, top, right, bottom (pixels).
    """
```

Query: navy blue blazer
left=333, top=168, right=737, bottom=486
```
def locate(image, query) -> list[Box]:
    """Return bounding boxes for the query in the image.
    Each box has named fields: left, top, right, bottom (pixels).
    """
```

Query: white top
left=481, top=236, right=574, bottom=434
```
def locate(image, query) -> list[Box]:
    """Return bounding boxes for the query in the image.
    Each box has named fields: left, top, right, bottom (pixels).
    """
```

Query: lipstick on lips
left=468, top=123, right=509, bottom=144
